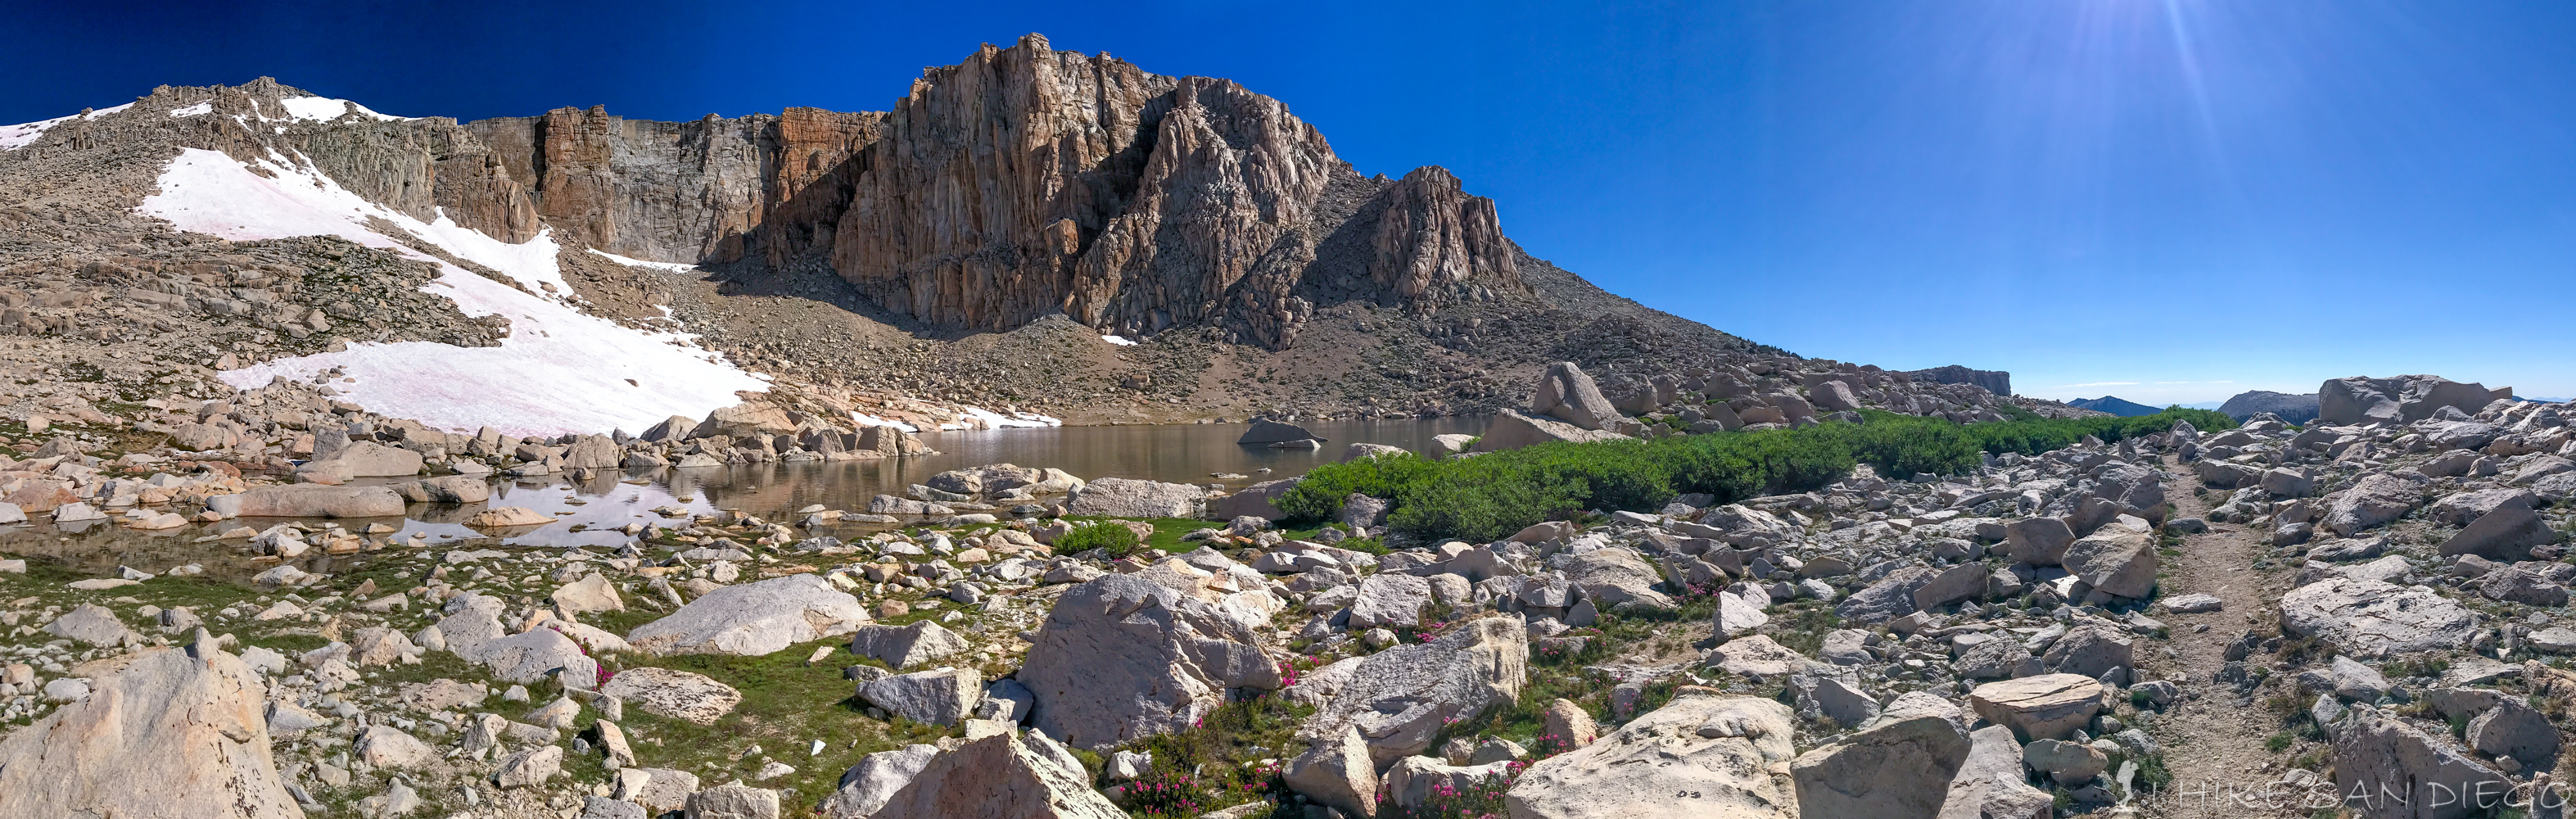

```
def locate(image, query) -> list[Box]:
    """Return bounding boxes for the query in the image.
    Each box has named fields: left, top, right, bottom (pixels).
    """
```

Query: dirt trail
left=2136, top=455, right=2303, bottom=817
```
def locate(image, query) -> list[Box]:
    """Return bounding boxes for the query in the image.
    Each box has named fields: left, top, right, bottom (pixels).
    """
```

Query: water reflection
left=0, top=418, right=1488, bottom=579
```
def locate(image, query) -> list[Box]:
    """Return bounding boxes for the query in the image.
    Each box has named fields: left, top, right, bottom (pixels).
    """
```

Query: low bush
left=1051, top=521, right=1141, bottom=556
left=1277, top=408, right=2233, bottom=542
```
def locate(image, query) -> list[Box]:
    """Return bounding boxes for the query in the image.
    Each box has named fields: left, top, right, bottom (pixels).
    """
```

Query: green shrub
left=1051, top=522, right=1141, bottom=556
left=1277, top=408, right=2234, bottom=542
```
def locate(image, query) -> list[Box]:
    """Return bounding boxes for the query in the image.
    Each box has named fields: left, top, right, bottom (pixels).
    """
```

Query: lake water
left=1, top=418, right=1489, bottom=580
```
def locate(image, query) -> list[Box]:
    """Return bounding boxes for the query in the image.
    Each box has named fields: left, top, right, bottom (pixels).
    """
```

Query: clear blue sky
left=12, top=1, right=2574, bottom=404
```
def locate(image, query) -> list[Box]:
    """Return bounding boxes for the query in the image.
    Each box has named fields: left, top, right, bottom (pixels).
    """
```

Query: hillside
left=0, top=34, right=2015, bottom=434
left=2064, top=395, right=2164, bottom=417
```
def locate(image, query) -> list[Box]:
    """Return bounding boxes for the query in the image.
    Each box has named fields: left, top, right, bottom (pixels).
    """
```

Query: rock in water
left=626, top=574, right=871, bottom=656
left=1237, top=417, right=1325, bottom=445
left=1019, top=575, right=1280, bottom=748
left=1791, top=713, right=1970, bottom=819
left=0, top=646, right=302, bottom=818
left=867, top=733, right=1125, bottom=819
left=212, top=484, right=405, bottom=518
left=1503, top=688, right=1797, bottom=819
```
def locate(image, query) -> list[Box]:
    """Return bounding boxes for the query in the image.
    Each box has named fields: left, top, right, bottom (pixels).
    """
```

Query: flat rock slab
left=599, top=667, right=742, bottom=725
left=2278, top=578, right=2475, bottom=659
left=626, top=573, right=870, bottom=657
left=1967, top=674, right=2104, bottom=741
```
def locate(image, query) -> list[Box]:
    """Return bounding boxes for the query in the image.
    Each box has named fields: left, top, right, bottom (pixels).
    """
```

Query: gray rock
left=1792, top=674, right=1882, bottom=728
left=1937, top=725, right=2054, bottom=819
left=1298, top=616, right=1525, bottom=766
left=816, top=744, right=941, bottom=818
left=1954, top=638, right=2040, bottom=681
left=1791, top=713, right=1970, bottom=819
left=1471, top=409, right=1630, bottom=452
left=1837, top=565, right=1937, bottom=624
left=2063, top=527, right=2157, bottom=599
left=43, top=604, right=138, bottom=646
left=1065, top=477, right=1206, bottom=518
left=2438, top=499, right=2551, bottom=562
left=2001, top=517, right=2076, bottom=567
left=847, top=621, right=969, bottom=671
left=2329, top=706, right=2507, bottom=819
left=1911, top=563, right=1989, bottom=611
left=1503, top=690, right=1797, bottom=819
left=683, top=784, right=779, bottom=819
left=599, top=667, right=742, bottom=725
left=212, top=484, right=404, bottom=518
left=1967, top=674, right=2104, bottom=741
left=2321, top=472, right=2429, bottom=536
left=1237, top=418, right=1326, bottom=446
left=1349, top=572, right=1433, bottom=629
left=1019, top=575, right=1281, bottom=749
left=2279, top=578, right=2476, bottom=659
left=866, top=733, right=1123, bottom=819
left=856, top=667, right=981, bottom=727
left=0, top=646, right=302, bottom=818
left=1531, top=361, right=1623, bottom=430
left=2040, top=624, right=2132, bottom=679
left=2019, top=738, right=2107, bottom=786
left=2465, top=699, right=2559, bottom=764
left=626, top=574, right=871, bottom=657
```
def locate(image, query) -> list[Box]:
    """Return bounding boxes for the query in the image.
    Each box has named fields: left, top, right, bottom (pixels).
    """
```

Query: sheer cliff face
left=449, top=34, right=1521, bottom=346
left=463, top=106, right=881, bottom=267
left=827, top=34, right=1521, bottom=345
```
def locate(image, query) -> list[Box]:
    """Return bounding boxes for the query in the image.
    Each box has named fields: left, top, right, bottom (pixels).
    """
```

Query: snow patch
left=1100, top=334, right=1137, bottom=346
left=587, top=248, right=702, bottom=274
left=169, top=102, right=213, bottom=118
left=940, top=406, right=1062, bottom=430
left=138, top=147, right=764, bottom=437
left=849, top=413, right=919, bottom=433
left=0, top=102, right=135, bottom=151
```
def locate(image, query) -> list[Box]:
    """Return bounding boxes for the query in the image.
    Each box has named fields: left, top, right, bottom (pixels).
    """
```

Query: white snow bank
left=138, top=147, right=765, bottom=437
left=944, top=406, right=1062, bottom=430
left=276, top=96, right=404, bottom=122
left=0, top=102, right=135, bottom=151
left=169, top=102, right=213, bottom=118
left=1101, top=334, right=1137, bottom=346
left=849, top=413, right=920, bottom=433
left=587, top=248, right=703, bottom=274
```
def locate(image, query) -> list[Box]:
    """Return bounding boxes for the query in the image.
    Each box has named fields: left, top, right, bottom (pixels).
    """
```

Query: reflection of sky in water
left=0, top=418, right=1489, bottom=577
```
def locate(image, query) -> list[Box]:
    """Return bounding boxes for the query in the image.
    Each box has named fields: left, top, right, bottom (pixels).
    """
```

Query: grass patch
left=1275, top=408, right=2233, bottom=541
left=599, top=637, right=946, bottom=808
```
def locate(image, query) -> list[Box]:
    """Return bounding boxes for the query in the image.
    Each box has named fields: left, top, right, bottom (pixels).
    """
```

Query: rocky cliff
left=456, top=34, right=1522, bottom=348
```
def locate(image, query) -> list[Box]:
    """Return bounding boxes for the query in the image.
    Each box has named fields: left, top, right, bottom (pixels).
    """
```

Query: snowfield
left=0, top=102, right=135, bottom=151
left=139, top=147, right=766, bottom=437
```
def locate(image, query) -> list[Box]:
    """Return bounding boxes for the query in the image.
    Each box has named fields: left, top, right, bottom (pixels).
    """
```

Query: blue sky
left=11, top=1, right=2573, bottom=405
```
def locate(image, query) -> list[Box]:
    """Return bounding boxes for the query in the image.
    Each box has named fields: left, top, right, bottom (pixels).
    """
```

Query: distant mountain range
left=2065, top=396, right=2167, bottom=417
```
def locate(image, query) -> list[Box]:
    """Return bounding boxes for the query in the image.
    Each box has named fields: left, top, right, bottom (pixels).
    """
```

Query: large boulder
left=1471, top=409, right=1632, bottom=452
left=1297, top=616, right=1526, bottom=766
left=816, top=744, right=941, bottom=818
left=1503, top=689, right=1797, bottom=819
left=1965, top=675, right=2104, bottom=741
left=2319, top=375, right=2506, bottom=426
left=2279, top=578, right=2476, bottom=658
left=1557, top=547, right=1676, bottom=612
left=2330, top=706, right=2509, bottom=819
left=1347, top=573, right=1435, bottom=629
left=1286, top=726, right=1380, bottom=818
left=211, top=484, right=404, bottom=518
left=1532, top=361, right=1623, bottom=430
left=0, top=646, right=301, bottom=819
left=1936, top=725, right=2054, bottom=819
left=2000, top=517, right=2075, bottom=566
left=2038, top=624, right=2132, bottom=679
left=2321, top=473, right=2430, bottom=536
left=2438, top=499, right=2551, bottom=562
left=848, top=621, right=969, bottom=670
left=1210, top=477, right=1299, bottom=520
left=856, top=667, right=981, bottom=726
left=690, top=402, right=798, bottom=439
left=1064, top=477, right=1205, bottom=518
left=1019, top=574, right=1281, bottom=749
left=626, top=574, right=870, bottom=657
left=2062, top=527, right=2157, bottom=599
left=1789, top=713, right=1970, bottom=819
left=324, top=441, right=425, bottom=477
left=561, top=434, right=621, bottom=470
left=394, top=475, right=490, bottom=504
left=866, top=733, right=1125, bottom=819
left=1837, top=565, right=1936, bottom=624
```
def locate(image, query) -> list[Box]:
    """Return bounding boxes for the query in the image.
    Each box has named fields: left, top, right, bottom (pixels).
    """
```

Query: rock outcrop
left=1019, top=574, right=1280, bottom=749
left=1503, top=689, right=1797, bottom=819
left=0, top=646, right=302, bottom=819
